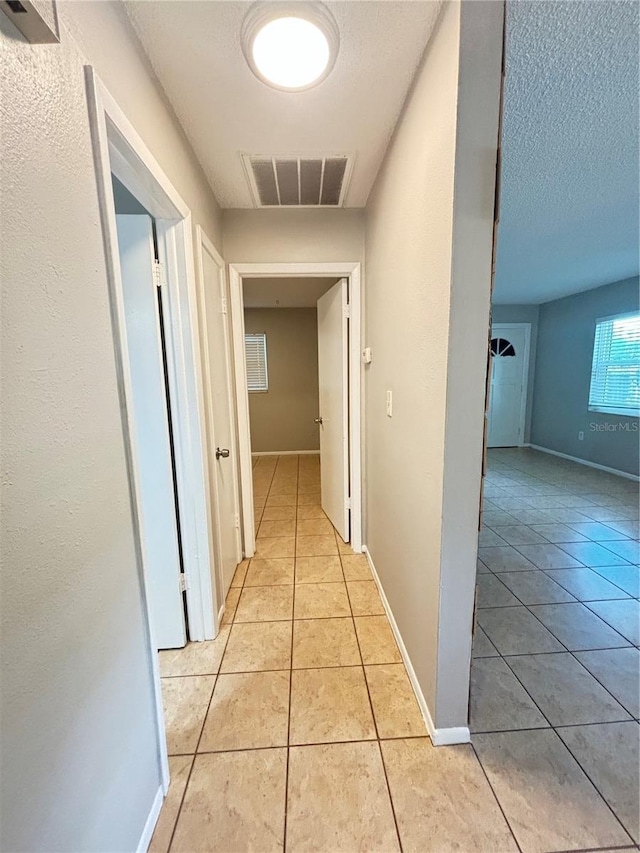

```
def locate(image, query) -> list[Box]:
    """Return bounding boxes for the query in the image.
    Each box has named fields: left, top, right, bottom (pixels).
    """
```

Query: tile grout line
left=470, top=740, right=524, bottom=853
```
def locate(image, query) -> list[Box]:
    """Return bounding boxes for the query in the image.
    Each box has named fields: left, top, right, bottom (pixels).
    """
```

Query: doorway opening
left=228, top=263, right=363, bottom=558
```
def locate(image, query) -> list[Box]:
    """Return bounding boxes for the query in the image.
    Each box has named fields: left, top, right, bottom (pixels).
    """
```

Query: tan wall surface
left=245, top=309, right=320, bottom=453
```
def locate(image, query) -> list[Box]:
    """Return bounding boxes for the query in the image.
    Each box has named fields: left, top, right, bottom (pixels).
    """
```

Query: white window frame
left=588, top=311, right=640, bottom=418
left=245, top=332, right=269, bottom=392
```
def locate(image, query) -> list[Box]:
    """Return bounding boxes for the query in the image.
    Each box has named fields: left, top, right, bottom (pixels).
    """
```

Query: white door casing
left=487, top=323, right=531, bottom=448
left=196, top=228, right=242, bottom=603
left=317, top=278, right=350, bottom=541
left=115, top=214, right=186, bottom=649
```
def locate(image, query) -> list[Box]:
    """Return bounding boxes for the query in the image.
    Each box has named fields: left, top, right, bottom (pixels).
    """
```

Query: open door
left=197, top=229, right=242, bottom=600
left=317, top=278, right=350, bottom=542
left=115, top=214, right=186, bottom=649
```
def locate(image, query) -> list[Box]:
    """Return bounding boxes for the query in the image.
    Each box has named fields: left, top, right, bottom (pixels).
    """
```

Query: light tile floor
left=472, top=448, right=639, bottom=850
left=150, top=451, right=639, bottom=852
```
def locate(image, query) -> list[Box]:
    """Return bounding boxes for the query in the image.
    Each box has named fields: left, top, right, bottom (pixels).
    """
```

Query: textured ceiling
left=243, top=277, right=337, bottom=307
left=494, top=0, right=639, bottom=304
left=123, top=0, right=442, bottom=208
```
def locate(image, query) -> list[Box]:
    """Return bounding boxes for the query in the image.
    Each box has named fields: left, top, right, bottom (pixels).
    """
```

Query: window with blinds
left=588, top=312, right=640, bottom=416
left=245, top=332, right=268, bottom=392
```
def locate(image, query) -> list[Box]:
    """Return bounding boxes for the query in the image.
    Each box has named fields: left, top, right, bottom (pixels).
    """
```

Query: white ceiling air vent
left=242, top=154, right=353, bottom=208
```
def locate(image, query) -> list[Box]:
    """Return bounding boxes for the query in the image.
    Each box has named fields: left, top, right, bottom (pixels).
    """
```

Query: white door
left=317, top=278, right=350, bottom=541
left=115, top=215, right=186, bottom=649
left=198, top=232, right=242, bottom=600
left=487, top=323, right=530, bottom=448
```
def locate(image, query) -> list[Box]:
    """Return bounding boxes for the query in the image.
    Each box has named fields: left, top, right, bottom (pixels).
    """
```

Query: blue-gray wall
left=530, top=277, right=639, bottom=476
left=491, top=304, right=540, bottom=443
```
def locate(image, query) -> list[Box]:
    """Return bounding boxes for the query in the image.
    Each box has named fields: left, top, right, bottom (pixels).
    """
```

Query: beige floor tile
left=159, top=627, right=230, bottom=677
left=148, top=755, right=193, bottom=853
left=221, top=588, right=240, bottom=625
left=296, top=518, right=334, bottom=536
left=261, top=505, right=296, bottom=521
left=161, top=675, right=215, bottom=754
left=347, top=580, right=385, bottom=615
left=235, top=585, right=293, bottom=622
left=365, top=664, right=426, bottom=737
left=354, top=615, right=402, bottom=664
left=230, top=559, right=249, bottom=588
left=199, top=671, right=290, bottom=752
left=296, top=535, right=339, bottom=556
left=297, top=481, right=321, bottom=494
left=253, top=537, right=296, bottom=559
left=341, top=553, right=372, bottom=580
left=336, top=536, right=354, bottom=555
left=294, top=582, right=351, bottom=618
left=290, top=666, right=376, bottom=744
left=286, top=742, right=400, bottom=852
left=269, top=482, right=298, bottom=496
left=171, top=749, right=286, bottom=852
left=258, top=519, right=296, bottom=538
left=244, top=558, right=294, bottom=586
left=292, top=617, right=361, bottom=668
left=295, top=555, right=343, bottom=584
left=297, top=492, right=321, bottom=505
left=474, top=728, right=631, bottom=852
left=265, top=493, right=297, bottom=507
left=382, top=738, right=518, bottom=853
left=221, top=621, right=292, bottom=672
left=557, top=721, right=639, bottom=844
left=296, top=504, right=327, bottom=519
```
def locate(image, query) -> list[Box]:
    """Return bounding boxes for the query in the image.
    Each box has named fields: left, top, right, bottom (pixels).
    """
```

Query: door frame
left=86, top=68, right=218, bottom=790
left=195, top=226, right=243, bottom=619
left=228, top=262, right=363, bottom=557
left=489, top=322, right=531, bottom=448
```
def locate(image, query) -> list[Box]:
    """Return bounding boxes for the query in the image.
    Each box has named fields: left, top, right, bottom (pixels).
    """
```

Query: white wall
left=364, top=0, right=503, bottom=732
left=223, top=209, right=364, bottom=263
left=0, top=2, right=222, bottom=850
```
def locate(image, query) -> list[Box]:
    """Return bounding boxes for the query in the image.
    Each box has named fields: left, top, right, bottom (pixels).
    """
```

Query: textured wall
left=0, top=3, right=221, bottom=850
left=364, top=0, right=503, bottom=730
left=491, top=304, right=540, bottom=443
left=530, top=278, right=640, bottom=476
left=494, top=0, right=639, bottom=303
left=245, top=309, right=320, bottom=453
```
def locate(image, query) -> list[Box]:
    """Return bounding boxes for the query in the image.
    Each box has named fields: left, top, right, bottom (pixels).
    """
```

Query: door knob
left=216, top=448, right=230, bottom=460
left=314, top=417, right=323, bottom=425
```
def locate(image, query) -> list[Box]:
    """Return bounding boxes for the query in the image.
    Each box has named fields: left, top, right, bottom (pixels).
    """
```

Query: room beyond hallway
left=472, top=448, right=639, bottom=848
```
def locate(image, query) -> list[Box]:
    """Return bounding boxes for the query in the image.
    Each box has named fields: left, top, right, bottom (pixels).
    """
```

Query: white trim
left=229, top=262, right=363, bottom=557
left=136, top=786, right=164, bottom=853
left=252, top=450, right=320, bottom=456
left=489, top=323, right=531, bottom=448
left=195, top=226, right=243, bottom=613
left=362, top=546, right=471, bottom=747
left=85, top=68, right=217, bottom=792
left=526, top=444, right=640, bottom=482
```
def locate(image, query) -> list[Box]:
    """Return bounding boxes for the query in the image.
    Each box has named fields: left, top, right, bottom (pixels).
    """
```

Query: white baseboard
left=136, top=785, right=164, bottom=853
left=251, top=450, right=319, bottom=457
left=362, top=546, right=470, bottom=747
left=526, top=444, right=639, bottom=482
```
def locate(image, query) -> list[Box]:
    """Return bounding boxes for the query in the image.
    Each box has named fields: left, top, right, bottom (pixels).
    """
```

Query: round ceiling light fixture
left=242, top=2, right=339, bottom=92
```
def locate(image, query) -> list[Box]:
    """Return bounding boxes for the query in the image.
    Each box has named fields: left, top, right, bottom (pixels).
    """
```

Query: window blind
left=588, top=313, right=640, bottom=416
left=245, top=333, right=268, bottom=392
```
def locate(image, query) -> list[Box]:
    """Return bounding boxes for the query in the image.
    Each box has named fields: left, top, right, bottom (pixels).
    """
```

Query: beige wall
left=245, top=309, right=320, bottom=453
left=0, top=2, right=222, bottom=850
left=364, top=0, right=503, bottom=732
left=223, top=208, right=364, bottom=263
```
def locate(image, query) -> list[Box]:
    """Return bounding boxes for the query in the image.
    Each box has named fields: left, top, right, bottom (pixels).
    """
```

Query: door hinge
left=345, top=497, right=351, bottom=511
left=152, top=260, right=165, bottom=289
left=179, top=574, right=189, bottom=593
left=344, top=305, right=351, bottom=319
left=234, top=513, right=240, bottom=529
left=221, top=296, right=228, bottom=314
